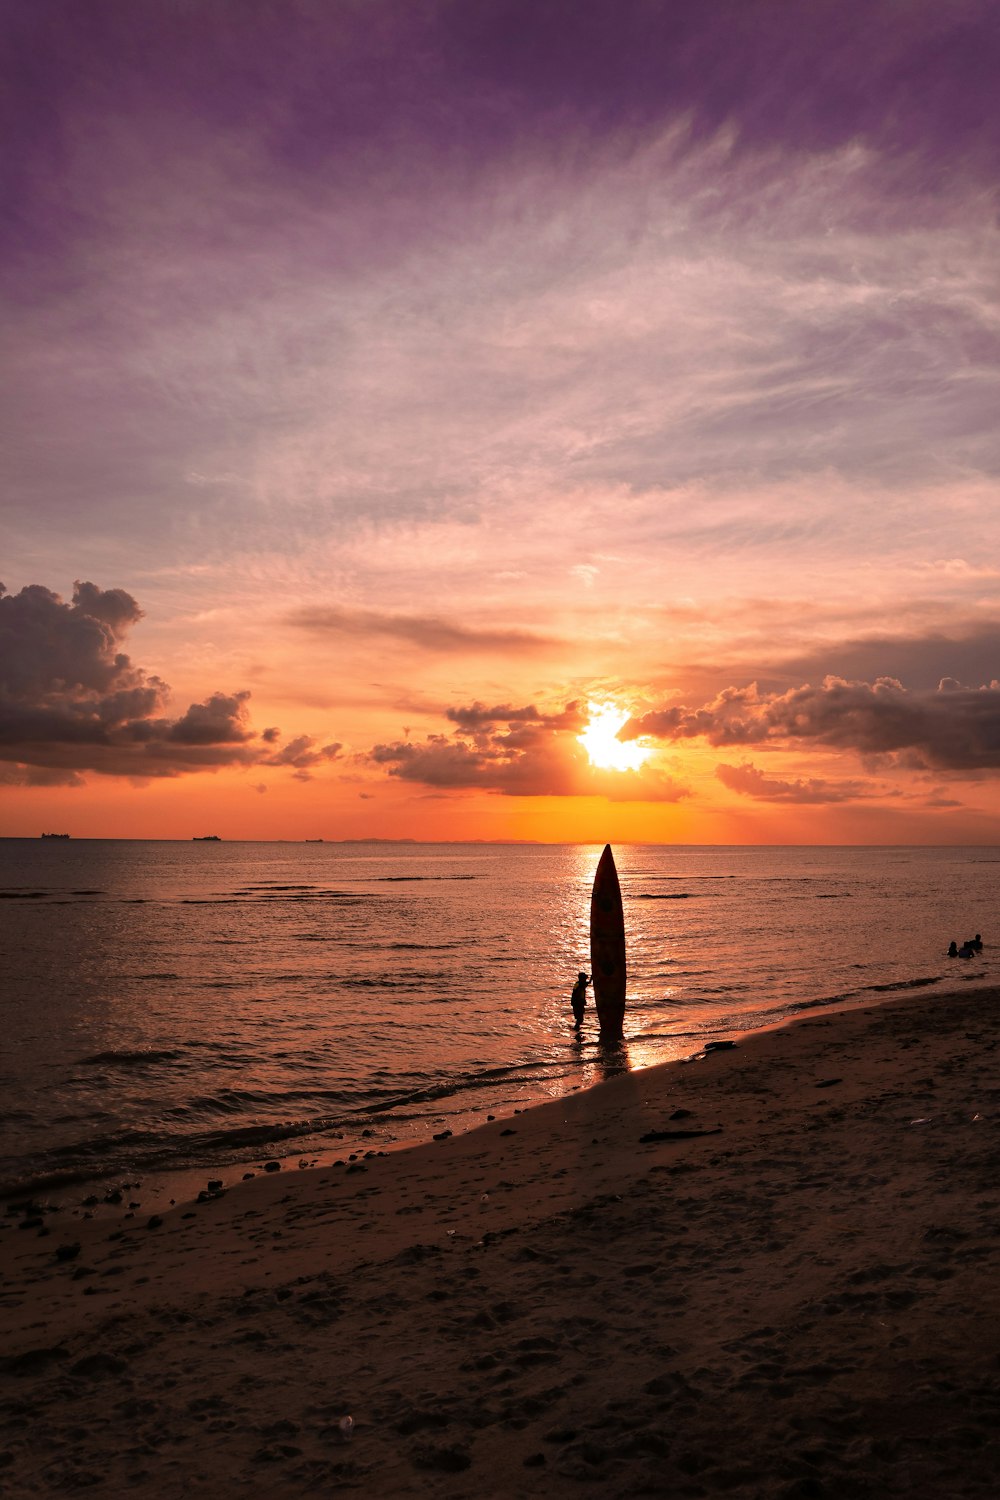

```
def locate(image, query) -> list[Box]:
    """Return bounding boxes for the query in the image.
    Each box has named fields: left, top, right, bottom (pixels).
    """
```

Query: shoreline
left=2, top=985, right=999, bottom=1496
left=6, top=976, right=989, bottom=1220
left=3, top=979, right=978, bottom=1235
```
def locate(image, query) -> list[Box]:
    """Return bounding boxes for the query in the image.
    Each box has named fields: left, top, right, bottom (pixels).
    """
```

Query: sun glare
left=578, top=702, right=651, bottom=773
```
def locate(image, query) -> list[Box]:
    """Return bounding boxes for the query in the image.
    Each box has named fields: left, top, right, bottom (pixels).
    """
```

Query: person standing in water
left=571, top=971, right=591, bottom=1030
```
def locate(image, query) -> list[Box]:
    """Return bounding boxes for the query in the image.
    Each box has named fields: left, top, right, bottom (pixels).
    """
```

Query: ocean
left=0, top=839, right=994, bottom=1202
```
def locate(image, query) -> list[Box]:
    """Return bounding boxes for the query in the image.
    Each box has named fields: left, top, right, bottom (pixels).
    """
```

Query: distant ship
left=41, top=832, right=70, bottom=839
left=192, top=835, right=222, bottom=841
left=305, top=838, right=324, bottom=843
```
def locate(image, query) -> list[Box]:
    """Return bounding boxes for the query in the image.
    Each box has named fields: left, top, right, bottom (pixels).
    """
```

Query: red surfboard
left=590, top=844, right=626, bottom=1039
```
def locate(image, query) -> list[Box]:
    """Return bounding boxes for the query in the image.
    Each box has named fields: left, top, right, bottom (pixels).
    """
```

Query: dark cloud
left=715, top=762, right=873, bottom=805
left=0, top=580, right=151, bottom=699
left=370, top=699, right=686, bottom=801
left=371, top=736, right=495, bottom=790
left=288, top=606, right=556, bottom=655
left=0, top=581, right=331, bottom=781
left=445, top=701, right=586, bottom=732
left=777, top=623, right=1000, bottom=696
left=166, top=692, right=253, bottom=745
left=627, top=676, right=1000, bottom=772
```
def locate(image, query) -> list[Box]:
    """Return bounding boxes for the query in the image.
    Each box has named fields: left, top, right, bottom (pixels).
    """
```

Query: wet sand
left=2, top=988, right=999, bottom=1497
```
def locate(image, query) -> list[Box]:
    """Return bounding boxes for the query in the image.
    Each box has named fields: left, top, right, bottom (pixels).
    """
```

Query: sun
left=578, top=701, right=652, bottom=773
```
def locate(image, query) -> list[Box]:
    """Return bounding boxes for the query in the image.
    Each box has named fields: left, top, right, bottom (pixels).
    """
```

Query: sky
left=2, top=0, right=999, bottom=843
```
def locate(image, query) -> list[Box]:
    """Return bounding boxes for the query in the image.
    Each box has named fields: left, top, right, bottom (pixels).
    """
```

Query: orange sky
left=3, top=4, right=1000, bottom=843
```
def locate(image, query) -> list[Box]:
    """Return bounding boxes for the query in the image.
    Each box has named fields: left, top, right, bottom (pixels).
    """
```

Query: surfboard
left=590, top=843, right=626, bottom=1039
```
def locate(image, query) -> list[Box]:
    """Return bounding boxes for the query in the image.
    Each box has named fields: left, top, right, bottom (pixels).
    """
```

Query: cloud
left=264, top=734, right=342, bottom=778
left=8, top=3, right=998, bottom=239
left=777, top=623, right=1000, bottom=696
left=5, top=2, right=997, bottom=622
left=715, top=762, right=874, bottom=804
left=166, top=692, right=253, bottom=745
left=287, top=606, right=557, bottom=655
left=4, top=3, right=998, bottom=846
left=369, top=698, right=687, bottom=801
left=445, top=701, right=585, bottom=733
left=0, top=763, right=86, bottom=788
left=627, top=676, right=1000, bottom=772
left=0, top=580, right=151, bottom=698
left=0, top=580, right=331, bottom=781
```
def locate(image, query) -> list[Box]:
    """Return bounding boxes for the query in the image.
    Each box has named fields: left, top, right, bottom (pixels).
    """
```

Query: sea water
left=0, top=840, right=994, bottom=1198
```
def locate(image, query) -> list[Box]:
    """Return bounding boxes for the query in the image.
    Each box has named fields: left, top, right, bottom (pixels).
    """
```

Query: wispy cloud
left=716, top=762, right=878, bottom=805
left=287, top=607, right=558, bottom=655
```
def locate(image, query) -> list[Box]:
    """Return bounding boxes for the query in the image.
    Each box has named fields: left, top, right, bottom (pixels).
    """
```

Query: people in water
left=949, top=935, right=984, bottom=958
left=571, top=971, right=591, bottom=1029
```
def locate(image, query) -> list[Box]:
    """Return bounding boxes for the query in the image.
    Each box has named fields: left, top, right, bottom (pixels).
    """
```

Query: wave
left=783, top=988, right=874, bottom=1014
left=0, top=1116, right=348, bottom=1200
left=52, top=1111, right=116, bottom=1125
left=4, top=1044, right=576, bottom=1197
left=359, top=1058, right=563, bottom=1115
left=80, top=1048, right=185, bottom=1067
left=1, top=1165, right=120, bottom=1198
left=0, top=1069, right=535, bottom=1199
left=239, top=884, right=318, bottom=891
left=383, top=942, right=466, bottom=952
left=4, top=967, right=959, bottom=1204
left=340, top=973, right=450, bottom=989
left=180, top=898, right=243, bottom=905
left=634, top=892, right=697, bottom=900
left=867, top=976, right=941, bottom=994
left=246, top=891, right=372, bottom=905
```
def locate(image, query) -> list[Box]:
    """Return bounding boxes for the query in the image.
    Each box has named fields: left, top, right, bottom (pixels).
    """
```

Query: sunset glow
left=578, top=704, right=652, bottom=774
left=2, top=3, right=999, bottom=843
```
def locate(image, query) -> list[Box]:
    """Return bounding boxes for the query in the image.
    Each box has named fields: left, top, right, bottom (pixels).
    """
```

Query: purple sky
left=2, top=1, right=1000, bottom=839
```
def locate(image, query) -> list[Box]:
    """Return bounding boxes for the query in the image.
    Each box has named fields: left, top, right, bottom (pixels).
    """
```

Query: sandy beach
left=2, top=988, right=999, bottom=1497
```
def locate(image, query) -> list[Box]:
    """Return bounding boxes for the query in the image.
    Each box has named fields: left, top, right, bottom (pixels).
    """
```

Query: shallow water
left=0, top=839, right=993, bottom=1196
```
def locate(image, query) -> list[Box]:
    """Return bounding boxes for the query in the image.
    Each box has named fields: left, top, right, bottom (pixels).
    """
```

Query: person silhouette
left=571, top=971, right=590, bottom=1029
